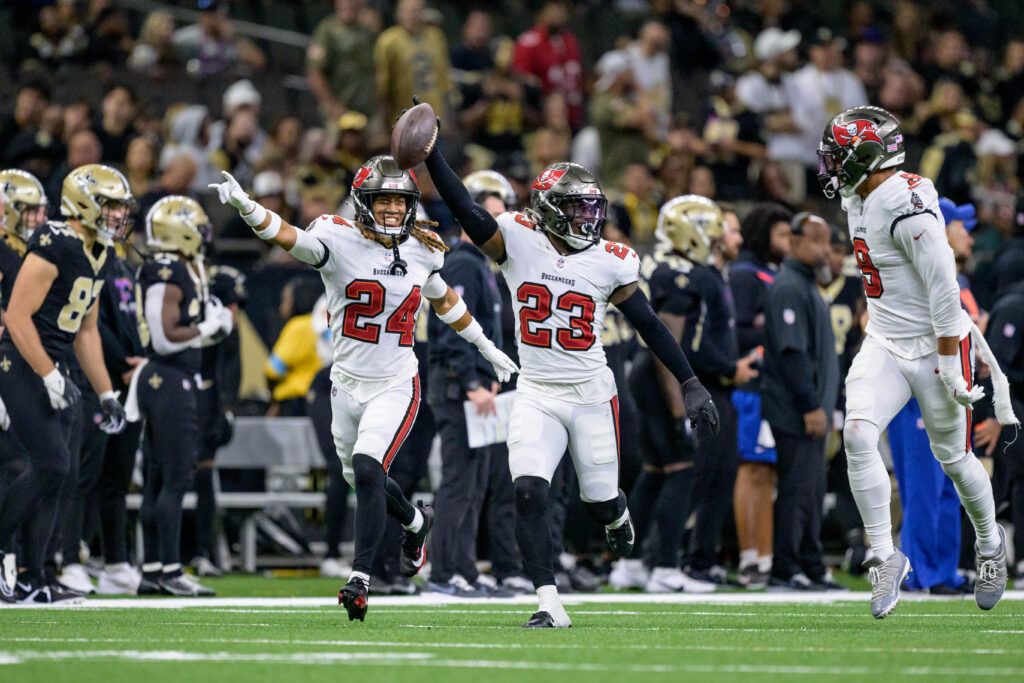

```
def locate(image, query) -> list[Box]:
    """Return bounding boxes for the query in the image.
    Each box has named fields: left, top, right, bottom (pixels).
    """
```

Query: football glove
left=42, top=367, right=81, bottom=411
left=209, top=171, right=255, bottom=214
left=475, top=339, right=519, bottom=383
left=937, top=352, right=985, bottom=408
left=683, top=378, right=720, bottom=436
left=0, top=396, right=9, bottom=431
left=98, top=391, right=127, bottom=435
left=197, top=297, right=234, bottom=344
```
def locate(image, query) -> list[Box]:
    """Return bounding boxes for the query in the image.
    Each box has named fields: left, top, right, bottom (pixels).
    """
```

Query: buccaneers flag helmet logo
left=532, top=168, right=567, bottom=191
left=832, top=119, right=884, bottom=148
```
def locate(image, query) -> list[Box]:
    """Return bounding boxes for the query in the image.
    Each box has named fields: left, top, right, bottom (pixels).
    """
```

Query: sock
left=384, top=476, right=416, bottom=526
left=607, top=509, right=630, bottom=530
left=536, top=584, right=571, bottom=627
left=844, top=420, right=895, bottom=560
left=757, top=555, right=773, bottom=573
left=404, top=507, right=423, bottom=533
left=142, top=562, right=162, bottom=577
left=942, top=455, right=1000, bottom=554
left=162, top=562, right=182, bottom=577
left=739, top=549, right=758, bottom=570
left=351, top=454, right=387, bottom=575
left=349, top=570, right=370, bottom=586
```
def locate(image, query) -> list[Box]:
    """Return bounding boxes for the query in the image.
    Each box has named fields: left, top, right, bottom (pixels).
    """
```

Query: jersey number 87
left=58, top=276, right=104, bottom=333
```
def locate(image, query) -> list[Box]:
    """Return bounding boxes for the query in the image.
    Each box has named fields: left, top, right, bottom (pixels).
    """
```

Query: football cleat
left=339, top=577, right=369, bottom=621
left=975, top=525, right=1008, bottom=611
left=609, top=559, right=649, bottom=590
left=159, top=572, right=215, bottom=597
left=522, top=610, right=556, bottom=628
left=426, top=574, right=485, bottom=597
left=190, top=556, right=223, bottom=578
left=388, top=575, right=420, bottom=595
left=319, top=557, right=351, bottom=578
left=58, top=563, right=96, bottom=595
left=768, top=573, right=815, bottom=591
left=501, top=575, right=535, bottom=594
left=399, top=504, right=433, bottom=578
left=605, top=513, right=635, bottom=558
left=865, top=549, right=911, bottom=619
left=738, top=564, right=770, bottom=590
left=137, top=574, right=164, bottom=595
left=686, top=565, right=741, bottom=587
left=646, top=567, right=716, bottom=593
left=16, top=581, right=86, bottom=605
left=97, top=564, right=141, bottom=595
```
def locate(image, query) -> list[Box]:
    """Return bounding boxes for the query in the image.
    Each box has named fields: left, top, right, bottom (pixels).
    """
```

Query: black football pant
left=309, top=368, right=348, bottom=560
left=0, top=343, right=76, bottom=584
left=771, top=430, right=827, bottom=581
left=138, top=362, right=198, bottom=571
left=687, top=385, right=739, bottom=571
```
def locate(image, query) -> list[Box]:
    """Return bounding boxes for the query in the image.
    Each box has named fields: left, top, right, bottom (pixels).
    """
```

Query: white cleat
left=97, top=563, right=141, bottom=595
left=319, top=557, right=352, bottom=578
left=58, top=564, right=96, bottom=595
left=865, top=549, right=911, bottom=619
left=645, top=566, right=716, bottom=593
left=609, top=559, right=649, bottom=590
left=975, top=525, right=1008, bottom=611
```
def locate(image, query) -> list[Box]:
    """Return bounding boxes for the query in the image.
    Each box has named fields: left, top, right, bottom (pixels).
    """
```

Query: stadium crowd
left=0, top=0, right=1022, bottom=601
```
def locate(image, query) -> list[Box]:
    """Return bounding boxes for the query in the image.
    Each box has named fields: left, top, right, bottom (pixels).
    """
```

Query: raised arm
left=423, top=147, right=507, bottom=262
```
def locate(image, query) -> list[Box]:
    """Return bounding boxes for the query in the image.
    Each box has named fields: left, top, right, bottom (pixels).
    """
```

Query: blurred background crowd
left=1, top=0, right=1023, bottom=594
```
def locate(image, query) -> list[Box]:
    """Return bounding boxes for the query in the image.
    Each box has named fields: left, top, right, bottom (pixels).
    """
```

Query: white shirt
left=305, top=215, right=445, bottom=391
left=495, top=211, right=639, bottom=400
left=735, top=70, right=804, bottom=163
left=842, top=173, right=967, bottom=359
left=787, top=65, right=869, bottom=167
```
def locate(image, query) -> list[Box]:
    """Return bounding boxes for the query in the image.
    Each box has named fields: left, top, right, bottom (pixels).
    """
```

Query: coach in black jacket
left=762, top=214, right=839, bottom=589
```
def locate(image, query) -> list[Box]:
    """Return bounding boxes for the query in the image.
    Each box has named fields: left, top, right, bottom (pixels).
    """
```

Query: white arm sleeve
left=287, top=227, right=330, bottom=268
left=145, top=283, right=197, bottom=356
left=422, top=270, right=448, bottom=300
left=893, top=212, right=962, bottom=339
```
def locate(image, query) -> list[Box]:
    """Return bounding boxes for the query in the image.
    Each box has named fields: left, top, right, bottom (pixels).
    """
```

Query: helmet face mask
left=817, top=106, right=906, bottom=199
left=530, top=163, right=606, bottom=251
left=351, top=155, right=420, bottom=240
left=0, top=168, right=48, bottom=241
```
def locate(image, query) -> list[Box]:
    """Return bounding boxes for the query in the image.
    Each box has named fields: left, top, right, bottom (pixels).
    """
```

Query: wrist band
left=99, top=390, right=118, bottom=402
left=936, top=352, right=959, bottom=380
left=242, top=203, right=267, bottom=227
left=437, top=298, right=467, bottom=324
left=254, top=211, right=282, bottom=240
left=456, top=319, right=485, bottom=345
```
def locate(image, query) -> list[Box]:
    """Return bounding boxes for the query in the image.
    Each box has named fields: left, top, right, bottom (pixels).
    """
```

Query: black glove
left=683, top=378, right=720, bottom=436
left=204, top=409, right=235, bottom=449
left=99, top=393, right=127, bottom=435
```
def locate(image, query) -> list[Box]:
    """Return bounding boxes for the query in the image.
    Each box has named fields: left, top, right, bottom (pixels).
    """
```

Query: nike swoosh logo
left=914, top=230, right=926, bottom=240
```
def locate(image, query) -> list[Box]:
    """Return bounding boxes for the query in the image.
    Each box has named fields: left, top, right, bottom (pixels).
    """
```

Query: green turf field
left=2, top=576, right=1023, bottom=682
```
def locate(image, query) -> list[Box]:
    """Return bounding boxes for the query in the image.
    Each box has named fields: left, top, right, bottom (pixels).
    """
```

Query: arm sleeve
left=617, top=288, right=695, bottom=384
left=424, top=146, right=499, bottom=246
left=145, top=283, right=193, bottom=356
left=780, top=348, right=819, bottom=412
left=892, top=211, right=962, bottom=339
left=287, top=224, right=331, bottom=269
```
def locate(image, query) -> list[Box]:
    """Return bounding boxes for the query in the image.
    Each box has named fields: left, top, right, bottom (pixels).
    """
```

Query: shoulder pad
left=886, top=173, right=937, bottom=214
left=602, top=240, right=638, bottom=262
left=499, top=211, right=537, bottom=231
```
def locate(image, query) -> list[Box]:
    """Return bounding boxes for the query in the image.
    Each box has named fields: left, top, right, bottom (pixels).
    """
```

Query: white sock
left=607, top=509, right=630, bottom=530
left=404, top=508, right=423, bottom=533
left=349, top=570, right=370, bottom=586
left=844, top=420, right=895, bottom=560
left=739, top=549, right=758, bottom=570
left=536, top=584, right=571, bottom=627
left=757, top=555, right=772, bottom=574
left=942, top=454, right=1000, bottom=554
left=162, top=563, right=182, bottom=575
left=106, top=562, right=129, bottom=573
left=142, top=563, right=162, bottom=574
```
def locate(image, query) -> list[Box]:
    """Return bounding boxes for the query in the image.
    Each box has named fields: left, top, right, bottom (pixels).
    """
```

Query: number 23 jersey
left=495, top=211, right=639, bottom=385
left=307, top=215, right=445, bottom=386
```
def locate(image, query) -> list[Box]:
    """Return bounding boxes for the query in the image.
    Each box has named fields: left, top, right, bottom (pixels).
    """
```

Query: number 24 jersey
left=495, top=211, right=639, bottom=385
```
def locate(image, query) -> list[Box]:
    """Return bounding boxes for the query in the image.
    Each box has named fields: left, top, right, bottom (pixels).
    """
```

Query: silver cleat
left=975, top=525, right=1008, bottom=611
left=864, top=549, right=911, bottom=619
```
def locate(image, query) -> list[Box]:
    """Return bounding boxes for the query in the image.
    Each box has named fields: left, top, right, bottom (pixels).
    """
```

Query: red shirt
left=513, top=24, right=584, bottom=129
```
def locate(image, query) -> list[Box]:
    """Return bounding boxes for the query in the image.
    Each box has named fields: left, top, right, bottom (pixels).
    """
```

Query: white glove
left=937, top=353, right=985, bottom=408
left=0, top=396, right=9, bottom=431
left=41, top=367, right=82, bottom=411
left=209, top=171, right=255, bottom=214
left=476, top=339, right=520, bottom=383
left=197, top=297, right=234, bottom=343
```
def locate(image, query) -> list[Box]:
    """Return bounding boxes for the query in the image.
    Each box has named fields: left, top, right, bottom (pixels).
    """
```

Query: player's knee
left=579, top=472, right=620, bottom=505
left=940, top=453, right=974, bottom=480
left=843, top=419, right=878, bottom=458
left=351, top=453, right=384, bottom=492
left=583, top=489, right=626, bottom=525
left=514, top=475, right=549, bottom=512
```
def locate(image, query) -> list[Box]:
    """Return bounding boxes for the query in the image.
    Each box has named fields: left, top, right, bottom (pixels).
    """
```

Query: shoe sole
left=339, top=589, right=367, bottom=621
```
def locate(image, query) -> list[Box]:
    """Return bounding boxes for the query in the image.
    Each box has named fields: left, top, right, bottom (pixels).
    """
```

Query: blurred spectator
left=160, top=104, right=219, bottom=192
left=85, top=0, right=134, bottom=65
left=513, top=1, right=584, bottom=130
left=526, top=127, right=569, bottom=178
left=788, top=28, right=868, bottom=195
left=209, top=81, right=267, bottom=187
left=852, top=29, right=888, bottom=104
left=221, top=170, right=287, bottom=240
left=93, top=84, right=137, bottom=165
left=41, top=104, right=64, bottom=141
left=459, top=38, right=542, bottom=165
left=374, top=0, right=453, bottom=127
left=656, top=150, right=693, bottom=201
left=688, top=165, right=716, bottom=199
left=972, top=129, right=1020, bottom=208
left=702, top=70, right=765, bottom=201
left=995, top=40, right=1024, bottom=124
left=291, top=112, right=367, bottom=207
left=756, top=161, right=797, bottom=212
left=307, top=0, right=377, bottom=123
left=259, top=116, right=303, bottom=180
left=128, top=11, right=178, bottom=76
left=266, top=278, right=323, bottom=417
left=46, top=128, right=102, bottom=209
left=919, top=28, right=975, bottom=96
left=173, top=0, right=265, bottom=77
left=590, top=50, right=658, bottom=189
left=0, top=79, right=51, bottom=155
left=626, top=21, right=672, bottom=140
left=124, top=135, right=159, bottom=197
left=608, top=163, right=659, bottom=248
left=133, top=153, right=197, bottom=227
left=920, top=111, right=984, bottom=205
left=29, top=1, right=89, bottom=66
left=993, top=196, right=1024, bottom=299
left=877, top=60, right=926, bottom=125
left=62, top=100, right=92, bottom=141
left=450, top=10, right=494, bottom=76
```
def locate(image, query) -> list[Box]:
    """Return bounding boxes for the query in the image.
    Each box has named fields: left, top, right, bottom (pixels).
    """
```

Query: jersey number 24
left=340, top=280, right=420, bottom=346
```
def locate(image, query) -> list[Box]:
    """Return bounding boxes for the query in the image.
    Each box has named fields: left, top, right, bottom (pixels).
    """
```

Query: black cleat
left=339, top=577, right=369, bottom=621
left=522, top=610, right=556, bottom=628
left=605, top=513, right=635, bottom=558
left=137, top=575, right=164, bottom=595
left=16, top=581, right=86, bottom=605
left=400, top=504, right=433, bottom=578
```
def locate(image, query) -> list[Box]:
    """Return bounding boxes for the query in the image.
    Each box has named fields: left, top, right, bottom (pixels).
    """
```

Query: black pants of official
left=0, top=344, right=77, bottom=584
left=309, top=368, right=348, bottom=560
left=771, top=430, right=827, bottom=581
left=428, top=380, right=490, bottom=584
left=687, top=385, right=739, bottom=571
left=138, top=362, right=199, bottom=569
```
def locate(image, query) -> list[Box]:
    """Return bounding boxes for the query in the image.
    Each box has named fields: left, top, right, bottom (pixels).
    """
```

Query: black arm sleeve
left=424, top=146, right=499, bottom=246
left=731, top=270, right=767, bottom=353
left=780, top=348, right=818, bottom=412
left=617, top=288, right=695, bottom=384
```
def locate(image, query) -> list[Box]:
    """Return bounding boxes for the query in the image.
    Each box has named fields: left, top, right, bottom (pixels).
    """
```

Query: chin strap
left=388, top=236, right=408, bottom=276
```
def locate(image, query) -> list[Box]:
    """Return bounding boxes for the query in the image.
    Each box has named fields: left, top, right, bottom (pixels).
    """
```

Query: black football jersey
left=642, top=246, right=738, bottom=387
left=201, top=263, right=248, bottom=384
left=0, top=233, right=25, bottom=310
left=208, top=264, right=248, bottom=309
left=138, top=254, right=203, bottom=373
left=820, top=274, right=864, bottom=386
left=0, top=221, right=110, bottom=361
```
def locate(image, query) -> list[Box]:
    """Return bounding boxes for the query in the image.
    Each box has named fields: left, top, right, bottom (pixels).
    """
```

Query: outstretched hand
left=683, top=378, right=720, bottom=436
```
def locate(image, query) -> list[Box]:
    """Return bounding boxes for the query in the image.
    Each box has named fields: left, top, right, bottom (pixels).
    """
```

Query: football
left=391, top=102, right=439, bottom=170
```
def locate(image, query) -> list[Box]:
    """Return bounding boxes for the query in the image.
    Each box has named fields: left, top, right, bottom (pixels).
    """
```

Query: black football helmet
left=817, top=105, right=905, bottom=199
left=530, top=162, right=606, bottom=251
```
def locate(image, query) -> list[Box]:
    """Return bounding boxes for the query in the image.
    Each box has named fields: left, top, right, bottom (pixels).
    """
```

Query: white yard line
left=6, top=590, right=1021, bottom=610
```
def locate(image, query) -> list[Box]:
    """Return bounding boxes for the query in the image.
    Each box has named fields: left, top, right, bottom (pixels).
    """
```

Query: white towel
left=124, top=358, right=149, bottom=423
left=971, top=322, right=1020, bottom=426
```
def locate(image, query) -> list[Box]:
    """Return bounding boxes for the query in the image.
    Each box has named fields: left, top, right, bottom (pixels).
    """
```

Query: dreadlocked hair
left=351, top=218, right=449, bottom=253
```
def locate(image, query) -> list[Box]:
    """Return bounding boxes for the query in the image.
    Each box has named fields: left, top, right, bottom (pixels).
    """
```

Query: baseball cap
left=753, top=27, right=801, bottom=62
left=223, top=79, right=261, bottom=117
left=938, top=197, right=977, bottom=231
left=253, top=170, right=284, bottom=198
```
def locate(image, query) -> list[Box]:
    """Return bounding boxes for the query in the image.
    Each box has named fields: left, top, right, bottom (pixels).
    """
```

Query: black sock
left=194, top=466, right=216, bottom=560
left=514, top=476, right=555, bottom=588
left=652, top=468, right=696, bottom=567
left=325, top=471, right=348, bottom=559
left=384, top=476, right=416, bottom=526
left=351, top=454, right=387, bottom=575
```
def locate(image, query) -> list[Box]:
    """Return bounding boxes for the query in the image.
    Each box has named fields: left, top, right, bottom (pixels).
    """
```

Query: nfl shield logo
left=1005, top=323, right=1016, bottom=338
left=556, top=257, right=566, bottom=269
left=331, top=385, right=338, bottom=397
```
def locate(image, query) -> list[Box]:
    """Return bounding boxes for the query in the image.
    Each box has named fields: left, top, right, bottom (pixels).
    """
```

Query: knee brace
left=584, top=488, right=627, bottom=526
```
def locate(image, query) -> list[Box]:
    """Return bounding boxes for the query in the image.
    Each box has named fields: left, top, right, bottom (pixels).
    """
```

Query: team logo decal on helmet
left=529, top=163, right=606, bottom=252
left=833, top=120, right=884, bottom=148
left=532, top=168, right=567, bottom=191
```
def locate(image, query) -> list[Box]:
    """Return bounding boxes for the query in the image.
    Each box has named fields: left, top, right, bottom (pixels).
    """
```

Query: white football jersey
left=306, top=215, right=444, bottom=386
left=841, top=172, right=966, bottom=358
left=496, top=211, right=640, bottom=385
